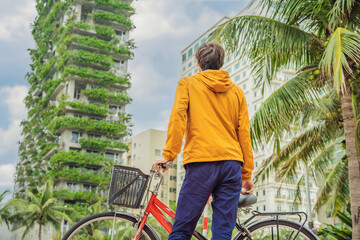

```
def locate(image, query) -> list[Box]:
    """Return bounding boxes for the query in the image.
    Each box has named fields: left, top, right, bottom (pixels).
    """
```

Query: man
left=153, top=42, right=254, bottom=240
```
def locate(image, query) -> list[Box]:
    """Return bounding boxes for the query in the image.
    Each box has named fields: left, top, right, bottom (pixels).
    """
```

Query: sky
left=0, top=0, right=250, bottom=200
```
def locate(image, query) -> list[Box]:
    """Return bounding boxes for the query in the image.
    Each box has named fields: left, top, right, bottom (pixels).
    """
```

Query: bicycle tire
left=233, top=217, right=319, bottom=240
left=62, top=211, right=159, bottom=240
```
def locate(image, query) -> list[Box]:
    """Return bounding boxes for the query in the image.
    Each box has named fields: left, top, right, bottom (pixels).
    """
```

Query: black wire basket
left=108, top=165, right=150, bottom=208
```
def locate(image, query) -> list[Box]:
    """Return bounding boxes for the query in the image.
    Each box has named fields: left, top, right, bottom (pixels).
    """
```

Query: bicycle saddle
left=238, top=194, right=257, bottom=208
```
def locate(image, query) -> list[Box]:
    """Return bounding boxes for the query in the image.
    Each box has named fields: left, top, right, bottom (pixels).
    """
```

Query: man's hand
left=241, top=179, right=254, bottom=195
left=152, top=157, right=172, bottom=173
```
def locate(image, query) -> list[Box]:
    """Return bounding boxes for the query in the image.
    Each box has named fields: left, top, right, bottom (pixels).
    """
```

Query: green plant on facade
left=82, top=87, right=132, bottom=104
left=14, top=1, right=134, bottom=238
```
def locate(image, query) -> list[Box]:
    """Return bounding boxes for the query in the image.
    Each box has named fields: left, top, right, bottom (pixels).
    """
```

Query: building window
left=194, top=43, right=199, bottom=51
left=169, top=188, right=176, bottom=193
left=71, top=132, right=81, bottom=143
left=263, top=190, right=266, bottom=196
left=133, top=143, right=136, bottom=149
left=256, top=191, right=258, bottom=197
left=155, top=149, right=161, bottom=156
left=170, top=176, right=177, bottom=181
left=255, top=162, right=258, bottom=167
left=188, top=48, right=193, bottom=57
left=227, top=68, right=232, bottom=74
left=277, top=205, right=282, bottom=211
left=234, top=75, right=240, bottom=82
left=188, top=61, right=192, bottom=68
left=105, top=152, right=115, bottom=160
left=256, top=206, right=259, bottom=211
left=254, top=91, right=257, bottom=97
left=201, top=37, right=206, bottom=44
left=74, top=87, right=82, bottom=100
left=235, top=63, right=240, bottom=69
left=242, top=71, right=247, bottom=78
left=182, top=53, right=186, bottom=62
left=242, top=84, right=246, bottom=90
left=263, top=205, right=266, bottom=211
left=88, top=134, right=101, bottom=139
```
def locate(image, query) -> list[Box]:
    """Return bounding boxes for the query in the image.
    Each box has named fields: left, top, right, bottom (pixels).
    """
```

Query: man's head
left=195, top=42, right=225, bottom=71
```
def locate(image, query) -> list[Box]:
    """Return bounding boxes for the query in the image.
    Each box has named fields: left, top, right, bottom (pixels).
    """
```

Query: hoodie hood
left=195, top=70, right=233, bottom=93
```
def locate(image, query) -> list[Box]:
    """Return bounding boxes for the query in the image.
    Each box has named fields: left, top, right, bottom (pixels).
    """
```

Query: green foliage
left=63, top=66, right=131, bottom=86
left=95, top=25, right=116, bottom=38
left=48, top=166, right=110, bottom=184
left=80, top=138, right=128, bottom=151
left=87, top=0, right=134, bottom=12
left=93, top=10, right=132, bottom=27
left=57, top=50, right=113, bottom=71
left=82, top=88, right=132, bottom=104
left=49, top=116, right=127, bottom=136
left=68, top=35, right=132, bottom=55
left=57, top=101, right=109, bottom=117
left=4, top=181, right=74, bottom=240
left=50, top=150, right=112, bottom=169
left=318, top=205, right=352, bottom=240
left=54, top=189, right=101, bottom=203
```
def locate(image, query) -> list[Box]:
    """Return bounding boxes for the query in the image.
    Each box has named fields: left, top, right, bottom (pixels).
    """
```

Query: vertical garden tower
left=14, top=0, right=134, bottom=211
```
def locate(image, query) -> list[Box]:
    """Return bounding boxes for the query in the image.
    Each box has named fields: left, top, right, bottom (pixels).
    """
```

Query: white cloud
left=0, top=85, right=28, bottom=156
left=132, top=1, right=224, bottom=42
left=0, top=0, right=36, bottom=41
left=0, top=164, right=15, bottom=187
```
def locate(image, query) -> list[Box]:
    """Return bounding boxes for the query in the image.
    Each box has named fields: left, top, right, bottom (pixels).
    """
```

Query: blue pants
left=169, top=160, right=242, bottom=240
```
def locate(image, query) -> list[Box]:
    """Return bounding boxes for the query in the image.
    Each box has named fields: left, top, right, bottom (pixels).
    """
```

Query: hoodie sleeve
left=163, top=78, right=189, bottom=161
left=237, top=90, right=254, bottom=180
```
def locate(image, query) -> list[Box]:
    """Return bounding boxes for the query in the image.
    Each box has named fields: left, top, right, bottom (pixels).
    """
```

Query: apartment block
left=124, top=129, right=177, bottom=205
left=13, top=0, right=135, bottom=239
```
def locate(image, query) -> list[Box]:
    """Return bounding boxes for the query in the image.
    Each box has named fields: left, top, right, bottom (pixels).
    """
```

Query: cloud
left=0, top=0, right=36, bottom=41
left=0, top=85, right=28, bottom=157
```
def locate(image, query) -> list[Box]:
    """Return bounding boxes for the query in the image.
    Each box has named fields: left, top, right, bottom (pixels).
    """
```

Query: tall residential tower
left=15, top=0, right=134, bottom=213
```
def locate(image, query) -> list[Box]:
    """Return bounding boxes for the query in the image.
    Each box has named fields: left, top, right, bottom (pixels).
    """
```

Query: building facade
left=178, top=14, right=319, bottom=224
left=124, top=129, right=177, bottom=205
left=13, top=0, right=135, bottom=239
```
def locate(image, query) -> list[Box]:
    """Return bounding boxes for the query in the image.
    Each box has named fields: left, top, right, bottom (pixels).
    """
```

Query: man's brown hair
left=195, top=42, right=225, bottom=70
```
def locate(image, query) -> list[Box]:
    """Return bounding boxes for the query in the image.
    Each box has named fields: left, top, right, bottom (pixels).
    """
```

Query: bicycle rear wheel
left=234, top=218, right=318, bottom=240
left=62, top=212, right=158, bottom=240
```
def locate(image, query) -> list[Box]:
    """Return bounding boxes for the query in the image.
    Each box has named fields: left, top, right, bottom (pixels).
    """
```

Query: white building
left=124, top=129, right=177, bottom=205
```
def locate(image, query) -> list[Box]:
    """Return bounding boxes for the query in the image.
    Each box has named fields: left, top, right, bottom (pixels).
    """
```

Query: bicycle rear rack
left=238, top=211, right=309, bottom=240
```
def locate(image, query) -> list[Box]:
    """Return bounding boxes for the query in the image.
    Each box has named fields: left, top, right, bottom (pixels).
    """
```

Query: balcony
left=68, top=41, right=131, bottom=61
left=43, top=145, right=59, bottom=160
left=50, top=82, right=66, bottom=100
left=66, top=59, right=110, bottom=71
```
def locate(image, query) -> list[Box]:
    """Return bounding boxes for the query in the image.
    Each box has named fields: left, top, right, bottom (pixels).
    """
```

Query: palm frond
left=250, top=71, right=320, bottom=149
left=328, top=0, right=357, bottom=30
left=320, top=28, right=360, bottom=94
left=314, top=155, right=348, bottom=213
left=210, top=15, right=318, bottom=90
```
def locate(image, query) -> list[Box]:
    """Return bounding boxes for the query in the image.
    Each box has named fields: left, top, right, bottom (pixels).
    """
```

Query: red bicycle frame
left=134, top=193, right=175, bottom=239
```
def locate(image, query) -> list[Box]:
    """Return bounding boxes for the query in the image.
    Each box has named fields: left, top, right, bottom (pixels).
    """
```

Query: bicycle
left=62, top=164, right=320, bottom=240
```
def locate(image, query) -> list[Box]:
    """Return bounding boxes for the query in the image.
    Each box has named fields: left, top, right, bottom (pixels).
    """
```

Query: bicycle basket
left=108, top=165, right=150, bottom=208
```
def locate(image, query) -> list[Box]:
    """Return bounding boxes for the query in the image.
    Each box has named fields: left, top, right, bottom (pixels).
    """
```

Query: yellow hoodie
left=163, top=70, right=254, bottom=180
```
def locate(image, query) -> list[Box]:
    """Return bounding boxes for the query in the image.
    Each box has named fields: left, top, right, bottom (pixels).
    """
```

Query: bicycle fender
left=234, top=217, right=319, bottom=240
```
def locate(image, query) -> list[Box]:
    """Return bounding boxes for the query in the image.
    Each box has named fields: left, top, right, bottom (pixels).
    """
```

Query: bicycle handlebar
left=157, top=161, right=173, bottom=169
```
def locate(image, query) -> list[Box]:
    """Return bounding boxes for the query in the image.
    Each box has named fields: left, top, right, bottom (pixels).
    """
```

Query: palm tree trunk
left=341, top=80, right=360, bottom=240
left=38, top=224, right=42, bottom=240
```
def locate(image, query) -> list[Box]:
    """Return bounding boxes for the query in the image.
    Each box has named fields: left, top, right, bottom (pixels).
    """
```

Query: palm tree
left=318, top=204, right=352, bottom=240
left=0, top=190, right=10, bottom=226
left=211, top=0, right=360, bottom=238
left=4, top=181, right=73, bottom=240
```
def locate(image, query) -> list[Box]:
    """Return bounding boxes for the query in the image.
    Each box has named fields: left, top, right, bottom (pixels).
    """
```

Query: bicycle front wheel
left=234, top=218, right=319, bottom=240
left=62, top=212, right=158, bottom=240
